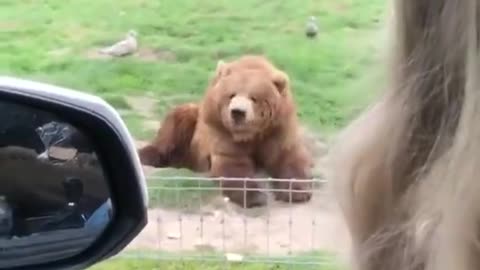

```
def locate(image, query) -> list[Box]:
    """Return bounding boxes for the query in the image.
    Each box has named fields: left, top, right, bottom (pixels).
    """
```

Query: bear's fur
left=138, top=55, right=313, bottom=208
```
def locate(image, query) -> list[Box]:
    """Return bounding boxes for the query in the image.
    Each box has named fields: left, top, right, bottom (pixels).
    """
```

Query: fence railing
left=115, top=174, right=347, bottom=269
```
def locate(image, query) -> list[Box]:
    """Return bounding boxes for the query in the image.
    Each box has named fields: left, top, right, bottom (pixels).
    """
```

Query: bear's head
left=202, top=57, right=295, bottom=142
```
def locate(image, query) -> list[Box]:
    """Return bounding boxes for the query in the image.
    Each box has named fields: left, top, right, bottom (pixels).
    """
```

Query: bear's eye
left=229, top=94, right=235, bottom=99
left=251, top=97, right=257, bottom=103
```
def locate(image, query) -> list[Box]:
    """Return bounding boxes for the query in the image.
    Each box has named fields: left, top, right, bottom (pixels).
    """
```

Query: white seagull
left=99, top=30, right=138, bottom=57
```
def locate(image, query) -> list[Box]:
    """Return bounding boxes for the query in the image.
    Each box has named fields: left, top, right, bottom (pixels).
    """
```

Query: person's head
left=330, top=0, right=480, bottom=269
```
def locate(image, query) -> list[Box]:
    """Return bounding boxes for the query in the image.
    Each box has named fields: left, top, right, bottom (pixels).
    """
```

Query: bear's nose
left=230, top=108, right=246, bottom=123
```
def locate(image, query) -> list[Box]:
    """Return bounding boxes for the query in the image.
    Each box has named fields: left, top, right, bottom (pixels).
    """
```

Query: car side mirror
left=0, top=76, right=148, bottom=270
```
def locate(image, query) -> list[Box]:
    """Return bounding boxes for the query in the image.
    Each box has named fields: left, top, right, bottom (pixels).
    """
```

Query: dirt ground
left=126, top=187, right=351, bottom=258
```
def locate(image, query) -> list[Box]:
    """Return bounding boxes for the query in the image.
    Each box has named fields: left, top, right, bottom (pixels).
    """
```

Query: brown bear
left=139, top=55, right=313, bottom=208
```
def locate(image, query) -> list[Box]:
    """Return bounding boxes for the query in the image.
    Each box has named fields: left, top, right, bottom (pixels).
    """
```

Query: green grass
left=0, top=0, right=386, bottom=136
left=90, top=251, right=345, bottom=270
left=121, top=111, right=157, bottom=140
left=147, top=169, right=217, bottom=209
left=2, top=0, right=386, bottom=269
left=91, top=258, right=341, bottom=270
left=91, top=258, right=339, bottom=270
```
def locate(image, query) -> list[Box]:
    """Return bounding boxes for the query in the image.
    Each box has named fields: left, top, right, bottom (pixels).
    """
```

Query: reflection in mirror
left=0, top=99, right=113, bottom=268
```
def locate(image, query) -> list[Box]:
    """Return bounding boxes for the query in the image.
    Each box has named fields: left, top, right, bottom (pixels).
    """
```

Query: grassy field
left=90, top=251, right=345, bottom=270
left=1, top=0, right=386, bottom=269
left=91, top=258, right=341, bottom=270
left=91, top=259, right=341, bottom=270
left=0, top=0, right=385, bottom=136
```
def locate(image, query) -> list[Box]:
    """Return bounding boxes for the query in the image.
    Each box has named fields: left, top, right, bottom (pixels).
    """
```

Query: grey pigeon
left=99, top=30, right=138, bottom=57
left=305, top=16, right=319, bottom=38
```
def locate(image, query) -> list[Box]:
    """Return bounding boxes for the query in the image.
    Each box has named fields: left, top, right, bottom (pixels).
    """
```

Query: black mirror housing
left=0, top=76, right=148, bottom=270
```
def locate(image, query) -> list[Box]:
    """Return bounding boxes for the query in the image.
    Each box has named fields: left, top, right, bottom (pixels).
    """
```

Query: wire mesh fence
left=116, top=174, right=348, bottom=269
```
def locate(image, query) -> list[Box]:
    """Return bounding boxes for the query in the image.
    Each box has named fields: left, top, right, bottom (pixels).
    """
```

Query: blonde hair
left=330, top=0, right=480, bottom=269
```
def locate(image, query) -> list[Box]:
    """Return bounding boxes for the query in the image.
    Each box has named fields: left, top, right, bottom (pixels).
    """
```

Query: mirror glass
left=0, top=99, right=113, bottom=268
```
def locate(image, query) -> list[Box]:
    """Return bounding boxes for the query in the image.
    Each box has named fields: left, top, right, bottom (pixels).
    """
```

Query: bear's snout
left=228, top=96, right=254, bottom=124
left=231, top=108, right=246, bottom=123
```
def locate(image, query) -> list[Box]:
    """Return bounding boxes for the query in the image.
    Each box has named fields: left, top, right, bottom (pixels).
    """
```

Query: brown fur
left=138, top=103, right=199, bottom=169
left=330, top=0, right=480, bottom=269
left=139, top=55, right=313, bottom=208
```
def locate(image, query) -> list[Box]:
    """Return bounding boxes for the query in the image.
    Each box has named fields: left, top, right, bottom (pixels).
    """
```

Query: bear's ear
left=215, top=60, right=231, bottom=77
left=272, top=71, right=289, bottom=95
